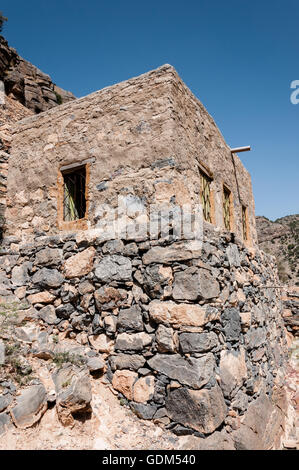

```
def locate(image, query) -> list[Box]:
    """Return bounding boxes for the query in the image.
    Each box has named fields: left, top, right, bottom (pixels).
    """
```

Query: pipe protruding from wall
left=230, top=146, right=251, bottom=154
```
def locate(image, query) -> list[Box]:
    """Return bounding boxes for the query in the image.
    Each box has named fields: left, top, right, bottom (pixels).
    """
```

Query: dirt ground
left=0, top=362, right=184, bottom=450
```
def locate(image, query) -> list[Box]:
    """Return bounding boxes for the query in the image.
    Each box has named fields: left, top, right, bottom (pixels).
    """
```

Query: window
left=200, top=170, right=212, bottom=223
left=223, top=186, right=232, bottom=231
left=62, top=166, right=87, bottom=221
left=242, top=205, right=248, bottom=241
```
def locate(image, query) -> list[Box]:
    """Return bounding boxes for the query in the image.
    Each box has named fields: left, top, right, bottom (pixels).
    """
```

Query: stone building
left=5, top=65, right=255, bottom=244
left=0, top=65, right=289, bottom=448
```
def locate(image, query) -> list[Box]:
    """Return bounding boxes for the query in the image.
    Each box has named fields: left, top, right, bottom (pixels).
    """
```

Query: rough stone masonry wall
left=0, top=227, right=288, bottom=449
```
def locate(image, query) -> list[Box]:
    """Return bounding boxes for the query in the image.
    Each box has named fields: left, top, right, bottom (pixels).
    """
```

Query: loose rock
left=10, top=384, right=47, bottom=429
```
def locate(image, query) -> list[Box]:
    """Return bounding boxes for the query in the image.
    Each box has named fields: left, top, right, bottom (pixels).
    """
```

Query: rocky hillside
left=256, top=214, right=299, bottom=286
left=0, top=35, right=75, bottom=152
left=0, top=35, right=74, bottom=114
left=0, top=34, right=76, bottom=229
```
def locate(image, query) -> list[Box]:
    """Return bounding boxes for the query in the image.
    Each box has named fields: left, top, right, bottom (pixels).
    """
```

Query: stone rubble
left=10, top=384, right=47, bottom=429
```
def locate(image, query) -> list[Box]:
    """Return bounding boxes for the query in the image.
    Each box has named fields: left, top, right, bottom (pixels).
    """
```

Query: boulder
left=89, top=334, right=114, bottom=353
left=231, top=390, right=249, bottom=412
left=219, top=348, right=247, bottom=398
left=0, top=412, right=12, bottom=436
left=103, top=315, right=117, bottom=334
left=232, top=425, right=262, bottom=450
left=94, top=255, right=132, bottom=282
left=109, top=354, right=146, bottom=371
left=63, top=247, right=96, bottom=279
left=10, top=384, right=47, bottom=429
left=133, top=376, right=155, bottom=403
left=52, top=364, right=92, bottom=426
left=116, top=305, right=144, bottom=332
left=221, top=307, right=241, bottom=342
left=149, top=300, right=220, bottom=328
left=112, top=370, right=138, bottom=400
left=179, top=331, right=218, bottom=354
left=35, top=248, right=63, bottom=266
left=166, top=384, right=227, bottom=434
left=143, top=265, right=173, bottom=298
left=78, top=280, right=95, bottom=295
left=11, top=262, right=30, bottom=287
left=102, top=239, right=125, bottom=254
left=147, top=353, right=215, bottom=389
left=142, top=241, right=202, bottom=265
left=232, top=391, right=285, bottom=450
left=27, top=291, right=56, bottom=304
left=0, top=393, right=13, bottom=413
left=32, top=268, right=64, bottom=289
left=182, top=430, right=235, bottom=450
left=197, top=268, right=220, bottom=300
left=115, top=332, right=152, bottom=351
left=38, top=304, right=58, bottom=325
left=172, top=268, right=199, bottom=301
left=55, top=303, right=75, bottom=319
left=240, top=311, right=251, bottom=330
left=87, top=356, right=105, bottom=373
left=173, top=267, right=219, bottom=301
left=15, top=324, right=40, bottom=343
left=130, top=402, right=158, bottom=420
left=60, top=284, right=78, bottom=303
left=94, top=286, right=127, bottom=310
left=155, top=324, right=175, bottom=352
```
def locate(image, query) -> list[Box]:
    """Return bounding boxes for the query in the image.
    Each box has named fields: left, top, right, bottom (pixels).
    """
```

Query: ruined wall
left=0, top=228, right=288, bottom=448
left=5, top=65, right=256, bottom=245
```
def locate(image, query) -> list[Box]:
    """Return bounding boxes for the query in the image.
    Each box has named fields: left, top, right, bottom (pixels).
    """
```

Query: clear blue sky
left=2, top=0, right=298, bottom=220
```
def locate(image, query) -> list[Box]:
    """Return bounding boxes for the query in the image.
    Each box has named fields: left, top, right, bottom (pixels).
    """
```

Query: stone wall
left=6, top=65, right=257, bottom=245
left=0, top=228, right=288, bottom=448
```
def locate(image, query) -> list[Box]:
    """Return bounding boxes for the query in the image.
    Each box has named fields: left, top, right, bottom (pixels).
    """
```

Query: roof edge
left=12, top=64, right=179, bottom=129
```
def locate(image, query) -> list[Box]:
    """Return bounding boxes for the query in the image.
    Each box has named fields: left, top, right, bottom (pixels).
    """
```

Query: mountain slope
left=256, top=214, right=299, bottom=286
left=0, top=35, right=75, bottom=113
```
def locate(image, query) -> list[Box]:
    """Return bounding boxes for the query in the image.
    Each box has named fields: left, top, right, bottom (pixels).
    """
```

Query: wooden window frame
left=62, top=165, right=87, bottom=222
left=223, top=184, right=234, bottom=232
left=57, top=161, right=90, bottom=231
left=198, top=165, right=215, bottom=224
left=241, top=205, right=249, bottom=242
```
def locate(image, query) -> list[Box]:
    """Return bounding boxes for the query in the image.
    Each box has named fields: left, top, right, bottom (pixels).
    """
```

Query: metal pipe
left=230, top=146, right=251, bottom=153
